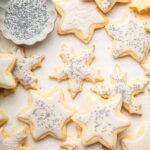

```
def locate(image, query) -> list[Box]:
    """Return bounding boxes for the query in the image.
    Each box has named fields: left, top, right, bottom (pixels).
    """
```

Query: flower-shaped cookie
left=0, top=0, right=57, bottom=45
left=49, top=44, right=103, bottom=99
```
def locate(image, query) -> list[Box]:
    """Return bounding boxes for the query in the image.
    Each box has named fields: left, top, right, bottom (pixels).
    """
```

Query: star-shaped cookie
left=130, top=0, right=150, bottom=14
left=0, top=53, right=16, bottom=89
left=95, top=0, right=130, bottom=13
left=10, top=46, right=44, bottom=89
left=106, top=10, right=150, bottom=63
left=56, top=0, right=107, bottom=43
left=121, top=123, right=150, bottom=150
left=0, top=126, right=32, bottom=150
left=92, top=65, right=148, bottom=115
left=17, top=87, right=74, bottom=141
left=60, top=137, right=105, bottom=150
left=72, top=93, right=130, bottom=149
left=0, top=111, right=8, bottom=127
left=49, top=44, right=103, bottom=99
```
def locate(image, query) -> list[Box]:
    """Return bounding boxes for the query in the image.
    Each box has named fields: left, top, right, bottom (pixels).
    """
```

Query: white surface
left=0, top=2, right=150, bottom=150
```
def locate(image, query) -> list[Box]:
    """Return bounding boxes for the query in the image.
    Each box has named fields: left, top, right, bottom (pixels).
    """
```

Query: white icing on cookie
left=0, top=53, right=16, bottom=89
left=50, top=44, right=103, bottom=98
left=122, top=123, right=150, bottom=150
left=0, top=126, right=31, bottom=150
left=11, top=47, right=44, bottom=89
left=72, top=94, right=130, bottom=149
left=61, top=137, right=103, bottom=150
left=92, top=65, right=148, bottom=114
left=106, top=10, right=150, bottom=62
left=56, top=0, right=106, bottom=43
left=18, top=88, right=74, bottom=140
left=142, top=62, right=150, bottom=76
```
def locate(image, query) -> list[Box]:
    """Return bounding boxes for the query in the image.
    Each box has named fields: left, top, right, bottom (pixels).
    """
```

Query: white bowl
left=0, top=0, right=57, bottom=45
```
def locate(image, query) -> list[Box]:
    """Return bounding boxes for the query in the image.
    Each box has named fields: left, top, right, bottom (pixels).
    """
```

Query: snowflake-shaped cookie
left=121, top=123, right=150, bottom=150
left=17, top=87, right=74, bottom=141
left=92, top=65, right=148, bottom=115
left=49, top=44, right=103, bottom=99
left=0, top=126, right=32, bottom=150
left=56, top=0, right=107, bottom=43
left=95, top=0, right=131, bottom=13
left=106, top=10, right=150, bottom=63
left=0, top=53, right=16, bottom=89
left=10, top=47, right=44, bottom=89
left=72, top=94, right=130, bottom=149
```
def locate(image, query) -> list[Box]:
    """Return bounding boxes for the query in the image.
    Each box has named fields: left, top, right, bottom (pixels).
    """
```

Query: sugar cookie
left=17, top=87, right=74, bottom=141
left=0, top=53, right=16, bottom=89
left=92, top=65, right=148, bottom=115
left=106, top=10, right=150, bottom=63
left=49, top=44, right=103, bottom=99
left=95, top=0, right=131, bottom=13
left=0, top=0, right=57, bottom=45
left=60, top=137, right=105, bottom=150
left=145, top=25, right=150, bottom=32
left=0, top=126, right=32, bottom=150
left=130, top=0, right=150, bottom=14
left=72, top=93, right=130, bottom=149
left=10, top=46, right=44, bottom=90
left=121, top=123, right=150, bottom=150
left=56, top=0, right=107, bottom=43
left=0, top=111, right=8, bottom=126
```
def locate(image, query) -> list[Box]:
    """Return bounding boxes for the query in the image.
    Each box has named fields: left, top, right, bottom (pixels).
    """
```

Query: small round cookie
left=121, top=122, right=150, bottom=150
left=106, top=9, right=150, bottom=63
left=0, top=126, right=32, bottom=150
left=60, top=136, right=106, bottom=150
left=0, top=0, right=57, bottom=45
left=10, top=46, right=44, bottom=90
left=130, top=0, right=150, bottom=14
left=49, top=44, right=103, bottom=99
left=17, top=87, right=74, bottom=141
left=56, top=0, right=107, bottom=43
left=0, top=53, right=16, bottom=89
left=0, top=111, right=8, bottom=126
left=72, top=93, right=130, bottom=150
left=92, top=65, right=148, bottom=115
left=95, top=0, right=131, bottom=13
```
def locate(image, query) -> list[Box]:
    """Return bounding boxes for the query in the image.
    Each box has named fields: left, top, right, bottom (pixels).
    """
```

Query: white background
left=0, top=1, right=150, bottom=150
